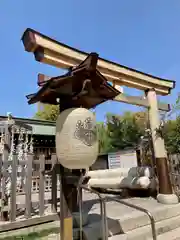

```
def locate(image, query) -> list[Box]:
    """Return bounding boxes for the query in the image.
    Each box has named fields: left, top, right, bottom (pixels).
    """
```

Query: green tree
left=97, top=122, right=111, bottom=153
left=161, top=93, right=180, bottom=121
left=34, top=104, right=59, bottom=121
left=134, top=111, right=148, bottom=131
left=160, top=93, right=180, bottom=154
left=171, top=93, right=180, bottom=116
left=164, top=117, right=180, bottom=154
left=105, top=111, right=144, bottom=151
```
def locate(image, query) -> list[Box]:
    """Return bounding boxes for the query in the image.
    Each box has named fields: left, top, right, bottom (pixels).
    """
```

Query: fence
left=15, top=164, right=60, bottom=194
left=0, top=150, right=180, bottom=231
left=0, top=152, right=61, bottom=232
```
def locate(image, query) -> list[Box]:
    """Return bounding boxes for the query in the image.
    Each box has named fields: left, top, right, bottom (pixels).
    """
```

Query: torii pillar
left=146, top=89, right=178, bottom=204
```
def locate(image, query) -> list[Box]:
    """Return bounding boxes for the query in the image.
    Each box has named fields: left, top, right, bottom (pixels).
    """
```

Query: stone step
left=120, top=214, right=180, bottom=240
left=83, top=203, right=180, bottom=240
left=109, top=228, right=180, bottom=240
left=87, top=202, right=180, bottom=233
left=108, top=216, right=180, bottom=240
left=108, top=235, right=127, bottom=240
left=148, top=226, right=180, bottom=239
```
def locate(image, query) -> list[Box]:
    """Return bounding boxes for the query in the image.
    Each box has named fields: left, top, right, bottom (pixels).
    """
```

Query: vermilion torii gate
left=21, top=28, right=178, bottom=238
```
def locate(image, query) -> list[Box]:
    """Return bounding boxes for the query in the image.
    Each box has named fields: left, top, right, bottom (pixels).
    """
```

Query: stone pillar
left=146, top=89, right=178, bottom=204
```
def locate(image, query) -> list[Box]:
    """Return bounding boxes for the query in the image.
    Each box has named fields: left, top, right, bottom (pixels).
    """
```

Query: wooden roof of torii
left=22, top=28, right=175, bottom=96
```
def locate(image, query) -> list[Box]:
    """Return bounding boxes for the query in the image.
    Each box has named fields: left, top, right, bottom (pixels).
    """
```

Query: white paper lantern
left=56, top=108, right=99, bottom=169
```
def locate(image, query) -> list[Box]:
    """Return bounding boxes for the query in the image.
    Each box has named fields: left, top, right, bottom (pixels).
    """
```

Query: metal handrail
left=79, top=185, right=108, bottom=240
left=78, top=185, right=157, bottom=240
left=105, top=196, right=157, bottom=240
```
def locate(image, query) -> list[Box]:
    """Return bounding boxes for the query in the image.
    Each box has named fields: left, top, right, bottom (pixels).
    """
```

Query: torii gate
left=21, top=28, right=178, bottom=237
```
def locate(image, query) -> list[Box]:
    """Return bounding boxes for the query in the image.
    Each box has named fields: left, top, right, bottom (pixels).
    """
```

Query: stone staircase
left=80, top=195, right=180, bottom=240
left=108, top=215, right=180, bottom=239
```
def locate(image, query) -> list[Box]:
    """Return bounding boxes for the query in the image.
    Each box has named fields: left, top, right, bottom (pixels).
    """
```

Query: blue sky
left=0, top=0, right=180, bottom=121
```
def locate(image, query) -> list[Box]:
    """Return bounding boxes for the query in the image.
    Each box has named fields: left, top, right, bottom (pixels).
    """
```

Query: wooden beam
left=38, top=73, right=51, bottom=86
left=114, top=94, right=170, bottom=112
left=21, top=28, right=175, bottom=96
left=34, top=50, right=170, bottom=96
left=0, top=214, right=59, bottom=233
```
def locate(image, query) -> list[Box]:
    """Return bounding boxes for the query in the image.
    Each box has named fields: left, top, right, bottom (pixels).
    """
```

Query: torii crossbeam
left=22, top=28, right=175, bottom=96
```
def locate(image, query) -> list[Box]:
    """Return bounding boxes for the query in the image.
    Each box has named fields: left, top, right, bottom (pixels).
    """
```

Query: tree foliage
left=34, top=94, right=180, bottom=155
left=105, top=111, right=145, bottom=152
left=97, top=122, right=111, bottom=153
left=164, top=117, right=180, bottom=154
left=97, top=102, right=180, bottom=155
left=34, top=104, right=59, bottom=121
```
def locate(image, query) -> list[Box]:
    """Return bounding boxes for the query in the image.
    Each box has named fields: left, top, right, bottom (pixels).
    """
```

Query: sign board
left=108, top=152, right=121, bottom=169
left=108, top=150, right=137, bottom=169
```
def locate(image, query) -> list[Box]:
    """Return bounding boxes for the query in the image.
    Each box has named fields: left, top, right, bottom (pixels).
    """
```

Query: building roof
left=0, top=116, right=55, bottom=136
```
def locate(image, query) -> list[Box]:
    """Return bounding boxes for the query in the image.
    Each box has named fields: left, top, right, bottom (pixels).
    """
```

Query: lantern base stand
left=157, top=193, right=179, bottom=204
